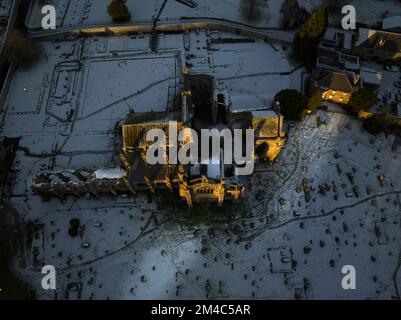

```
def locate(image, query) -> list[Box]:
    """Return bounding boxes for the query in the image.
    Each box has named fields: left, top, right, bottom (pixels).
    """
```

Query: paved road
left=28, top=16, right=296, bottom=46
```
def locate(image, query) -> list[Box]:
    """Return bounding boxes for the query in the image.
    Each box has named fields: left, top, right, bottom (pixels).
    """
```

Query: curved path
left=393, top=248, right=401, bottom=299
left=234, top=190, right=401, bottom=243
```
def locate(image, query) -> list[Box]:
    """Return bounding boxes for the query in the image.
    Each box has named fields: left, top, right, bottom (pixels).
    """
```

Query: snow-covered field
left=1, top=3, right=401, bottom=299
left=8, top=111, right=401, bottom=300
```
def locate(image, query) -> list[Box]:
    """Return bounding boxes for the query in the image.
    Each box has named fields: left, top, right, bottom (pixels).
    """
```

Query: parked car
left=385, top=65, right=400, bottom=72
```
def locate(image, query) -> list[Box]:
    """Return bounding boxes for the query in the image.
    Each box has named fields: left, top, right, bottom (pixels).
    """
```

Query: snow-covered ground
left=1, top=4, right=401, bottom=299
left=25, top=0, right=401, bottom=31
left=359, top=62, right=401, bottom=113
left=8, top=111, right=401, bottom=300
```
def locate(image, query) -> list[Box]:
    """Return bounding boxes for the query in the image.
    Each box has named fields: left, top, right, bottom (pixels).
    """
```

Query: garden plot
left=211, top=42, right=292, bottom=77
left=1, top=40, right=82, bottom=136
left=80, top=55, right=179, bottom=120
left=2, top=35, right=185, bottom=172
left=210, top=38, right=303, bottom=110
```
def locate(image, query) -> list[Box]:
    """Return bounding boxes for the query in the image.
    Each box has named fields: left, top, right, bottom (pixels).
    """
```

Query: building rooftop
left=383, top=15, right=401, bottom=31
left=315, top=71, right=355, bottom=93
left=356, top=28, right=401, bottom=53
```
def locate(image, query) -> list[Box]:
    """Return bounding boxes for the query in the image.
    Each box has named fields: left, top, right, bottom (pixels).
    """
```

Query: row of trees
left=274, top=87, right=379, bottom=123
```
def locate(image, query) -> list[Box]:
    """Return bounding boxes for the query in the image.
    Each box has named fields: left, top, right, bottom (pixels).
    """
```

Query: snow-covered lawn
left=14, top=112, right=401, bottom=300
left=1, top=23, right=401, bottom=300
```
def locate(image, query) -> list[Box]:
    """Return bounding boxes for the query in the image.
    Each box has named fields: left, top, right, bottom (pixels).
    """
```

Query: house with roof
left=313, top=69, right=360, bottom=105
left=353, top=28, right=401, bottom=63
left=312, top=29, right=362, bottom=105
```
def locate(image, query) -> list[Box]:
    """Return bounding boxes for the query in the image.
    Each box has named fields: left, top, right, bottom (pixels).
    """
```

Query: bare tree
left=240, top=0, right=263, bottom=22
